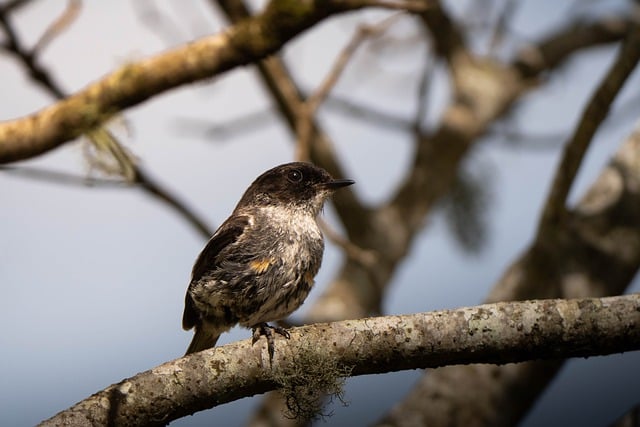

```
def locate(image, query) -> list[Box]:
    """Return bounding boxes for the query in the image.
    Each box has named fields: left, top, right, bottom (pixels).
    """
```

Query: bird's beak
left=320, top=178, right=355, bottom=190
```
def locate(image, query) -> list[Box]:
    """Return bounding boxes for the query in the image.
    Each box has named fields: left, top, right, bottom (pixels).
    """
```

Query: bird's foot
left=251, top=323, right=290, bottom=362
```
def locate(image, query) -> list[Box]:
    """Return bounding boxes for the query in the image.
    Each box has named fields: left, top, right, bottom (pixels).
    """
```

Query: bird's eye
left=287, top=169, right=303, bottom=183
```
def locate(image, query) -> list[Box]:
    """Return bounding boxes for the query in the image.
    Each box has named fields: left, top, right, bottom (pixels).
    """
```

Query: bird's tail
left=184, top=323, right=224, bottom=356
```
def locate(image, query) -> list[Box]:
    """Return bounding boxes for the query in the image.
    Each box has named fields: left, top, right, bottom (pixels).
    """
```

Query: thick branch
left=0, top=0, right=420, bottom=164
left=377, top=124, right=640, bottom=427
left=40, top=294, right=640, bottom=427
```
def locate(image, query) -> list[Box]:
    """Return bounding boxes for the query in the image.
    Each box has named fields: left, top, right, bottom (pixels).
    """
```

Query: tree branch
left=211, top=0, right=370, bottom=234
left=39, top=293, right=640, bottom=427
left=538, top=24, right=640, bottom=234
left=514, top=17, right=635, bottom=79
left=295, top=12, right=404, bottom=161
left=0, top=0, right=425, bottom=164
left=377, top=122, right=640, bottom=427
left=0, top=5, right=214, bottom=238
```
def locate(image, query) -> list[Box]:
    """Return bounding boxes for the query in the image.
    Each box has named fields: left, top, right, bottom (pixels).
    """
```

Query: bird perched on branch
left=182, top=162, right=354, bottom=360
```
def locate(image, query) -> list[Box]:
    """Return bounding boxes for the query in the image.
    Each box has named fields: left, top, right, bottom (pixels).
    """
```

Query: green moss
left=272, top=340, right=352, bottom=421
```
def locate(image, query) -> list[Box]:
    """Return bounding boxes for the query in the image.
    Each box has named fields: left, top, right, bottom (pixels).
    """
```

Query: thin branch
left=174, top=92, right=416, bottom=141
left=0, top=0, right=34, bottom=14
left=130, top=0, right=188, bottom=45
left=418, top=0, right=467, bottom=64
left=0, top=8, right=66, bottom=98
left=295, top=12, right=404, bottom=161
left=487, top=0, right=518, bottom=56
left=343, top=0, right=430, bottom=12
left=0, top=165, right=131, bottom=188
left=32, top=0, right=82, bottom=55
left=538, top=25, right=640, bottom=233
left=39, top=294, right=640, bottom=427
left=412, top=45, right=435, bottom=133
left=134, top=168, right=213, bottom=237
left=318, top=217, right=379, bottom=269
left=513, top=17, right=634, bottom=79
left=325, top=94, right=414, bottom=131
left=0, top=5, right=213, bottom=238
left=490, top=92, right=640, bottom=150
left=174, top=109, right=276, bottom=141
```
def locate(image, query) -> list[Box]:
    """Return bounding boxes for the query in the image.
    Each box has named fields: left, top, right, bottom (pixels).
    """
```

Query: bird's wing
left=182, top=214, right=250, bottom=330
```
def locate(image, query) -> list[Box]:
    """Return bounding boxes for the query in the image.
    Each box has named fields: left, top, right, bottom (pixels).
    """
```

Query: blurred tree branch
left=205, top=1, right=640, bottom=424
left=309, top=4, right=635, bottom=325
left=0, top=0, right=426, bottom=164
left=539, top=25, right=640, bottom=234
left=39, top=293, right=640, bottom=427
left=294, top=12, right=404, bottom=161
left=0, top=1, right=214, bottom=237
left=378, top=62, right=640, bottom=427
left=374, top=11, right=640, bottom=427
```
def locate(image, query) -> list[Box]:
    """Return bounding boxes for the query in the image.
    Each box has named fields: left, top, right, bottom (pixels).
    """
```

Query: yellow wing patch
left=249, top=258, right=272, bottom=274
left=304, top=271, right=316, bottom=286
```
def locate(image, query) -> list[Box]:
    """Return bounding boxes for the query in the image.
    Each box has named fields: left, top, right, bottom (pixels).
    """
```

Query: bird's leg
left=251, top=322, right=291, bottom=362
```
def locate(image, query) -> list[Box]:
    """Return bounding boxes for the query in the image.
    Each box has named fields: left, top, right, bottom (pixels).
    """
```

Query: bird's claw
left=251, top=323, right=290, bottom=362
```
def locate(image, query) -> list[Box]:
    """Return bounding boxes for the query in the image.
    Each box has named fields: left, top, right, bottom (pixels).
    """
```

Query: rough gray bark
left=376, top=126, right=640, bottom=427
left=39, top=294, right=640, bottom=427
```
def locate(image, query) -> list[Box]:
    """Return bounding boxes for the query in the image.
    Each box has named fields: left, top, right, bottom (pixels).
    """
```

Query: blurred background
left=1, top=0, right=639, bottom=426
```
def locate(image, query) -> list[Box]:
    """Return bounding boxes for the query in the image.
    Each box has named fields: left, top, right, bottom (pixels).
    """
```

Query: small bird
left=182, top=162, right=354, bottom=359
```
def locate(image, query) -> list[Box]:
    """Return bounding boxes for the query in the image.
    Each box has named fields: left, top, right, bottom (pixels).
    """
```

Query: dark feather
left=185, top=325, right=221, bottom=355
left=182, top=215, right=249, bottom=331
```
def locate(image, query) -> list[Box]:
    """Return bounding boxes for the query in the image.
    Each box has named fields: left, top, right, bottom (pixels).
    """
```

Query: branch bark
left=39, top=293, right=640, bottom=427
left=306, top=9, right=634, bottom=327
left=0, top=0, right=424, bottom=164
left=377, top=105, right=640, bottom=427
left=208, top=5, right=636, bottom=424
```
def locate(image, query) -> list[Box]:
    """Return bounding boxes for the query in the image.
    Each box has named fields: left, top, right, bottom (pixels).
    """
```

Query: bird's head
left=237, top=162, right=354, bottom=215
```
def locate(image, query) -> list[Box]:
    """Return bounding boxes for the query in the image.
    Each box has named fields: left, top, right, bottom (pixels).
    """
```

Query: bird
left=182, top=162, right=354, bottom=359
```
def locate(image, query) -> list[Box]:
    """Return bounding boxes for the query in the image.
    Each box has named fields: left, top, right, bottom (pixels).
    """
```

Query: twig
left=419, top=0, right=467, bottom=63
left=32, top=0, right=82, bottom=55
left=0, top=165, right=131, bottom=188
left=412, top=44, right=435, bottom=133
left=174, top=108, right=275, bottom=141
left=0, top=0, right=33, bottom=14
left=489, top=80, right=640, bottom=150
left=487, top=0, right=517, bottom=56
left=318, top=217, right=378, bottom=269
left=513, top=17, right=633, bottom=79
left=325, top=94, right=414, bottom=131
left=134, top=168, right=213, bottom=237
left=131, top=0, right=188, bottom=45
left=0, top=4, right=213, bottom=238
left=538, top=25, right=640, bottom=232
left=295, top=12, right=405, bottom=161
left=341, top=0, right=430, bottom=12
left=0, top=8, right=66, bottom=98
